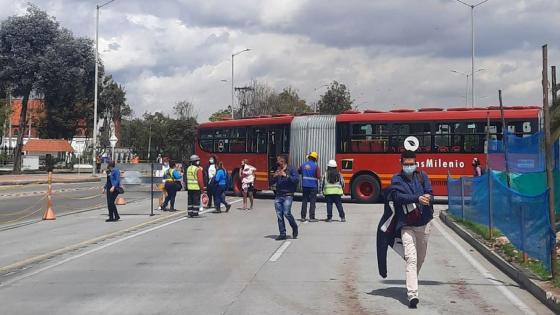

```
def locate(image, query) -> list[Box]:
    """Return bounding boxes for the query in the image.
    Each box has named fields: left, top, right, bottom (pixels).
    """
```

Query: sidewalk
left=0, top=173, right=102, bottom=186
left=0, top=192, right=188, bottom=276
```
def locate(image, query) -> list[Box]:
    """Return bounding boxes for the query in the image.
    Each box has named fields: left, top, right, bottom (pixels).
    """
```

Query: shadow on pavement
left=367, top=287, right=408, bottom=306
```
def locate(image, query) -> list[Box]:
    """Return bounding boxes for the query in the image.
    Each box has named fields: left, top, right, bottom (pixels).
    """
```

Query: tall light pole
left=454, top=0, right=490, bottom=107
left=450, top=69, right=486, bottom=107
left=93, top=0, right=116, bottom=175
left=231, top=48, right=251, bottom=119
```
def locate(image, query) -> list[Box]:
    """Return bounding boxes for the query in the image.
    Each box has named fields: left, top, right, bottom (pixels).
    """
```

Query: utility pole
left=542, top=45, right=557, bottom=278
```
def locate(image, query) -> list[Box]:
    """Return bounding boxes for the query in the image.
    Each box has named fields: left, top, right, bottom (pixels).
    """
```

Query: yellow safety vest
left=323, top=179, right=343, bottom=195
left=186, top=165, right=200, bottom=190
left=164, top=169, right=175, bottom=182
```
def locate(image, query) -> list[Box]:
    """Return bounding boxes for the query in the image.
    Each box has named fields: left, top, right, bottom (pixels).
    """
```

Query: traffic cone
left=42, top=206, right=56, bottom=220
left=116, top=196, right=127, bottom=205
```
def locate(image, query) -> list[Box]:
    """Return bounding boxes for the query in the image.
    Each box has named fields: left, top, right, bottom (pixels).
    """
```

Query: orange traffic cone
left=43, top=171, right=56, bottom=220
left=116, top=196, right=127, bottom=205
left=42, top=206, right=56, bottom=220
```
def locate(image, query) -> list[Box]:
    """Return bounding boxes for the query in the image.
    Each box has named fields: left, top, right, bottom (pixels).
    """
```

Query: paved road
left=0, top=194, right=553, bottom=314
left=0, top=181, right=154, bottom=227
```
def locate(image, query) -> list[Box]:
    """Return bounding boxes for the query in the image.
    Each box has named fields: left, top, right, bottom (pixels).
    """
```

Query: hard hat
left=308, top=151, right=318, bottom=159
left=189, top=154, right=200, bottom=162
left=327, top=160, right=337, bottom=168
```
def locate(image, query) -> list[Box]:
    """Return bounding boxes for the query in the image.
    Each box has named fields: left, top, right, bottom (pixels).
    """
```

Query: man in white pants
left=388, top=150, right=434, bottom=308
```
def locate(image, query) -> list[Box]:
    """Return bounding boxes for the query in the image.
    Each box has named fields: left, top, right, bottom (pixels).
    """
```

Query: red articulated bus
left=195, top=106, right=541, bottom=203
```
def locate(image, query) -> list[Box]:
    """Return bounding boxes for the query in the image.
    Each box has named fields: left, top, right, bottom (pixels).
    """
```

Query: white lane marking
left=433, top=220, right=536, bottom=315
left=0, top=216, right=188, bottom=288
left=269, top=241, right=292, bottom=262
left=0, top=198, right=244, bottom=287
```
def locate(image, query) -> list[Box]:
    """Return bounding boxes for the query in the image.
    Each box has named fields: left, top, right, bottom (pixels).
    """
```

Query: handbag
left=117, top=186, right=125, bottom=194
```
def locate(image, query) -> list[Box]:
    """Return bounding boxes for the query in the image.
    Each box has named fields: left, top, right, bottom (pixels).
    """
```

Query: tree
left=269, top=87, right=312, bottom=114
left=173, top=100, right=196, bottom=120
left=0, top=5, right=60, bottom=173
left=208, top=108, right=232, bottom=122
left=236, top=81, right=312, bottom=117
left=38, top=29, right=97, bottom=139
left=318, top=81, right=353, bottom=115
left=99, top=75, right=131, bottom=144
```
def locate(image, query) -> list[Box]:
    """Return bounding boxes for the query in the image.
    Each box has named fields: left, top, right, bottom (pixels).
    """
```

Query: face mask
left=195, top=161, right=200, bottom=166
left=209, top=159, right=214, bottom=164
left=402, top=165, right=416, bottom=175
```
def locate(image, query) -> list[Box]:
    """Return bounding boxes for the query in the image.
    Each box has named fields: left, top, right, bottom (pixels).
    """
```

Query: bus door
left=268, top=127, right=284, bottom=186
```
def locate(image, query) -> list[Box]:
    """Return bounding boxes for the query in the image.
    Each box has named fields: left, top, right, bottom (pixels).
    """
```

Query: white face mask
left=209, top=159, right=214, bottom=164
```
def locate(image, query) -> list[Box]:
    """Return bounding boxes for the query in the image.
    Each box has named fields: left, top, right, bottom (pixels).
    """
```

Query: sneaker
left=409, top=298, right=419, bottom=309
left=275, top=235, right=287, bottom=241
left=340, top=218, right=346, bottom=222
left=226, top=204, right=231, bottom=212
left=300, top=218, right=307, bottom=222
left=157, top=206, right=162, bottom=210
left=309, top=218, right=318, bottom=222
left=292, top=228, right=298, bottom=239
left=325, top=218, right=332, bottom=222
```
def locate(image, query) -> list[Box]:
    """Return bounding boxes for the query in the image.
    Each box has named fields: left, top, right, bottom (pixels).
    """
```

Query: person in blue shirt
left=103, top=161, right=121, bottom=222
left=272, top=155, right=299, bottom=240
left=213, top=161, right=232, bottom=213
left=384, top=150, right=433, bottom=309
left=161, top=161, right=183, bottom=212
left=298, top=151, right=321, bottom=222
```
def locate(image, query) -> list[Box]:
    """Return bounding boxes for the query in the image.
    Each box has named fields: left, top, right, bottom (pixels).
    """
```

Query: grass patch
left=447, top=212, right=559, bottom=286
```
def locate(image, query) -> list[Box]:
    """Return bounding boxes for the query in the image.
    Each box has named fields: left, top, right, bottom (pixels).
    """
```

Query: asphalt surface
left=0, top=193, right=554, bottom=315
left=0, top=181, right=155, bottom=227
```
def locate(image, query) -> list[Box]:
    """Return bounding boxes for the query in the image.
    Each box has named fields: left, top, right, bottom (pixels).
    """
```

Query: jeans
left=401, top=223, right=431, bottom=301
left=162, top=182, right=179, bottom=210
left=301, top=187, right=317, bottom=219
left=325, top=195, right=345, bottom=219
left=214, top=185, right=228, bottom=210
left=274, top=195, right=298, bottom=236
left=106, top=190, right=120, bottom=220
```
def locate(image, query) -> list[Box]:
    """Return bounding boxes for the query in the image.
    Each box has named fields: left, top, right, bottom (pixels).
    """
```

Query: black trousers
left=301, top=187, right=318, bottom=219
left=162, top=182, right=179, bottom=210
left=188, top=190, right=201, bottom=212
left=106, top=190, right=120, bottom=220
left=206, top=183, right=215, bottom=208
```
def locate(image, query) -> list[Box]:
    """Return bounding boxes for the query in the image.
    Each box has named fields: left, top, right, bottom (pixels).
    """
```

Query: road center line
left=269, top=241, right=292, bottom=262
left=0, top=197, right=243, bottom=287
left=432, top=220, right=536, bottom=315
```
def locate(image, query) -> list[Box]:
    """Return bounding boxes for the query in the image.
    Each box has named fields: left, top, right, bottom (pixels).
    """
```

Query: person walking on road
left=322, top=160, right=346, bottom=222
left=381, top=150, right=434, bottom=309
left=213, top=161, right=232, bottom=213
left=298, top=151, right=321, bottom=222
left=186, top=155, right=205, bottom=217
left=203, top=155, right=218, bottom=209
left=273, top=155, right=299, bottom=241
left=103, top=161, right=121, bottom=222
left=157, top=158, right=170, bottom=210
left=161, top=161, right=183, bottom=212
left=241, top=159, right=256, bottom=210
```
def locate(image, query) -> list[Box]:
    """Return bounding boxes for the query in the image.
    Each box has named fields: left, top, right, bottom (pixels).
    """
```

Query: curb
left=439, top=210, right=560, bottom=313
left=0, top=177, right=101, bottom=186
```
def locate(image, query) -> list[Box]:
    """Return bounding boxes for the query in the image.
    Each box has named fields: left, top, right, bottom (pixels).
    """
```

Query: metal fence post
left=461, top=177, right=465, bottom=221
left=150, top=162, right=154, bottom=216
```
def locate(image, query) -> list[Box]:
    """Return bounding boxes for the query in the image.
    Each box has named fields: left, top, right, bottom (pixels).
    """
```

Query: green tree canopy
left=318, top=81, right=353, bottom=115
left=208, top=108, right=232, bottom=122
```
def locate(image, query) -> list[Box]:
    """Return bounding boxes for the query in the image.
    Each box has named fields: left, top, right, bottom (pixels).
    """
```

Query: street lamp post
left=454, top=0, right=490, bottom=107
left=109, top=132, right=118, bottom=162
left=450, top=69, right=486, bottom=107
left=231, top=49, right=251, bottom=119
left=93, top=0, right=117, bottom=176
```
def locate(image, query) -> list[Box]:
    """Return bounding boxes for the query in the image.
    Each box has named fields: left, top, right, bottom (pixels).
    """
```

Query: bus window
left=435, top=123, right=451, bottom=152
left=337, top=123, right=350, bottom=153
left=229, top=127, right=247, bottom=153
left=350, top=123, right=388, bottom=153
left=251, top=128, right=267, bottom=153
left=392, top=123, right=431, bottom=153
left=463, top=122, right=485, bottom=153
left=199, top=129, right=214, bottom=152
left=282, top=126, right=290, bottom=153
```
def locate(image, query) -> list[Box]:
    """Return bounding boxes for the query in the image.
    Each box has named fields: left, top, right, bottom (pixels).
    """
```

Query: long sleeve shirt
left=273, top=165, right=299, bottom=196
left=105, top=168, right=121, bottom=189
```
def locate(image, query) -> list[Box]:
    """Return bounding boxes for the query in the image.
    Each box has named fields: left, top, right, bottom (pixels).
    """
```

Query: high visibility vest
left=323, top=179, right=343, bottom=195
left=186, top=165, right=200, bottom=190
left=164, top=169, right=174, bottom=182
left=301, top=161, right=318, bottom=188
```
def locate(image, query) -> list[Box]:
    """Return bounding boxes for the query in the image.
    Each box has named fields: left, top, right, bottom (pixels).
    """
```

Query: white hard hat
left=190, top=154, right=200, bottom=162
left=327, top=160, right=337, bottom=168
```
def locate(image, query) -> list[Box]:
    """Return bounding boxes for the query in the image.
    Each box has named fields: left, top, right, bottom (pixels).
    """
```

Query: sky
left=1, top=0, right=559, bottom=121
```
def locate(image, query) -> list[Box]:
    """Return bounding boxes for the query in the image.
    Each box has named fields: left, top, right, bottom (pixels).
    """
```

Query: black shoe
left=114, top=216, right=120, bottom=221
left=409, top=298, right=419, bottom=309
left=187, top=212, right=194, bottom=218
left=225, top=204, right=231, bottom=212
left=325, top=218, right=332, bottom=222
left=300, top=218, right=307, bottom=222
left=275, top=235, right=287, bottom=241
left=212, top=210, right=222, bottom=213
left=105, top=218, right=115, bottom=222
left=292, top=228, right=298, bottom=239
left=169, top=208, right=176, bottom=212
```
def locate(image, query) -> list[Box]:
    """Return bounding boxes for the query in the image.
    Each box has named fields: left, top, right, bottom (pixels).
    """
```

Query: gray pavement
left=0, top=181, right=154, bottom=226
left=0, top=194, right=554, bottom=314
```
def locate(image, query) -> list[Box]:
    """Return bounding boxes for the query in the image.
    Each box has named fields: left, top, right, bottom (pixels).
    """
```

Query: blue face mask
left=402, top=165, right=417, bottom=175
